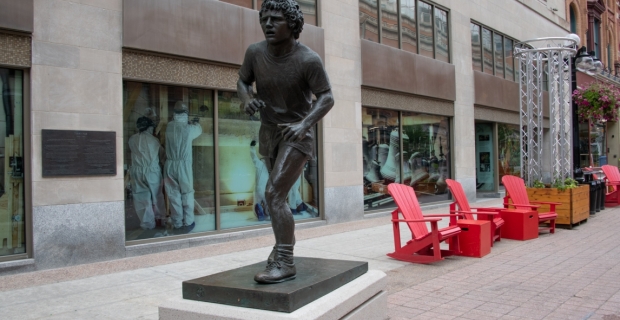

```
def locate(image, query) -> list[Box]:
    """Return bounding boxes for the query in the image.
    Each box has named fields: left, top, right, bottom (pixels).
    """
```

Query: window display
left=123, top=82, right=319, bottom=241
left=123, top=82, right=216, bottom=241
left=475, top=123, right=494, bottom=192
left=0, top=68, right=25, bottom=256
left=218, top=92, right=319, bottom=230
left=401, top=112, right=451, bottom=203
left=362, top=107, right=400, bottom=211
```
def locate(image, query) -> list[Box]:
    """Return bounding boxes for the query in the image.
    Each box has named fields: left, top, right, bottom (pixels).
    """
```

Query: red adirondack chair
left=502, top=176, right=558, bottom=234
left=446, top=179, right=505, bottom=246
left=600, top=165, right=620, bottom=207
left=387, top=183, right=462, bottom=264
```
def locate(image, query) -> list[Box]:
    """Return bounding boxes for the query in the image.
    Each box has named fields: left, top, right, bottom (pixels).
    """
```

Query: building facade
left=0, top=0, right=571, bottom=274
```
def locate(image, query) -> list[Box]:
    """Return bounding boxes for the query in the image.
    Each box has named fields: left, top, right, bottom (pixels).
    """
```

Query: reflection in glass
left=434, top=8, right=449, bottom=63
left=360, top=0, right=379, bottom=42
left=123, top=82, right=215, bottom=241
left=482, top=28, right=494, bottom=75
left=504, top=38, right=514, bottom=81
left=221, top=0, right=253, bottom=9
left=298, top=0, right=317, bottom=26
left=0, top=68, right=25, bottom=257
left=381, top=0, right=399, bottom=48
left=218, top=92, right=318, bottom=229
left=471, top=23, right=482, bottom=72
left=362, top=107, right=400, bottom=211
left=475, top=123, right=494, bottom=192
left=401, top=0, right=417, bottom=54
left=401, top=112, right=451, bottom=203
left=494, top=33, right=504, bottom=78
left=418, top=1, right=434, bottom=58
left=498, top=124, right=521, bottom=186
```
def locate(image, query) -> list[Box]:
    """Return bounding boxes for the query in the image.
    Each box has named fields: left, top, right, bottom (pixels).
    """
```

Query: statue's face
left=260, top=9, right=293, bottom=45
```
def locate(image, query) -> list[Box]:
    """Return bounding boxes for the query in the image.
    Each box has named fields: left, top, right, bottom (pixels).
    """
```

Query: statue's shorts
left=259, top=123, right=314, bottom=161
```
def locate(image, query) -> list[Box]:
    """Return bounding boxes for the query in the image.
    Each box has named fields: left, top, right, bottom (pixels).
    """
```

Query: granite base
left=160, top=269, right=387, bottom=320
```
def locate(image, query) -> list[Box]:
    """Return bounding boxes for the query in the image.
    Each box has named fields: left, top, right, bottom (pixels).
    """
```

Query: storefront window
left=418, top=1, right=434, bottom=58
left=0, top=68, right=25, bottom=256
left=362, top=107, right=400, bottom=211
left=579, top=121, right=607, bottom=167
left=498, top=124, right=521, bottom=186
left=401, top=0, right=417, bottom=54
left=360, top=0, right=379, bottom=42
left=124, top=81, right=319, bottom=240
left=217, top=92, right=319, bottom=229
left=402, top=112, right=451, bottom=203
left=123, top=82, right=215, bottom=241
left=381, top=0, right=399, bottom=48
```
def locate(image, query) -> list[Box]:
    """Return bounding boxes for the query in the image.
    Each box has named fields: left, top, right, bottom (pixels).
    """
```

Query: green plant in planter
left=552, top=177, right=578, bottom=192
left=533, top=179, right=545, bottom=188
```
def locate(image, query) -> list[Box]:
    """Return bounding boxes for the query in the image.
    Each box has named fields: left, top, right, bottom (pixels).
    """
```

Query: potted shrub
left=572, top=82, right=620, bottom=123
left=525, top=178, right=589, bottom=228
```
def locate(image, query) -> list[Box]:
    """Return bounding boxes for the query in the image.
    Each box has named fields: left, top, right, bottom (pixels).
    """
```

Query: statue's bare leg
left=254, top=145, right=308, bottom=283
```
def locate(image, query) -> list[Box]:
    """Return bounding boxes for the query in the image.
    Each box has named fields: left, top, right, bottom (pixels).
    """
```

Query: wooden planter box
left=526, top=185, right=590, bottom=226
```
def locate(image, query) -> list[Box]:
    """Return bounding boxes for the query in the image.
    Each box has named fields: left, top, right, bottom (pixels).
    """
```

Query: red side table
left=456, top=220, right=491, bottom=258
left=500, top=209, right=539, bottom=241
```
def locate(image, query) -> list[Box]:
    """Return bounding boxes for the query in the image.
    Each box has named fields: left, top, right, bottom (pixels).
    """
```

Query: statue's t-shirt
left=239, top=41, right=331, bottom=126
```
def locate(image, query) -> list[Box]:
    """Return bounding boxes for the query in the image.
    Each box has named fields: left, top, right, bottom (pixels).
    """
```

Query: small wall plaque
left=42, top=130, right=116, bottom=177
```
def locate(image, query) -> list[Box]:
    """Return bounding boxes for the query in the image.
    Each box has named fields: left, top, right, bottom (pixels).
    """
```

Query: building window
left=123, top=81, right=319, bottom=241
left=569, top=6, right=577, bottom=34
left=360, top=0, right=450, bottom=62
left=360, top=0, right=379, bottom=42
left=362, top=107, right=451, bottom=212
left=0, top=68, right=25, bottom=257
left=471, top=22, right=517, bottom=81
left=594, top=19, right=601, bottom=58
left=224, top=0, right=318, bottom=26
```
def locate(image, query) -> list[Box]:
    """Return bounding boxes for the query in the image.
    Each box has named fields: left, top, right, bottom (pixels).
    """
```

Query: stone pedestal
left=159, top=269, right=387, bottom=320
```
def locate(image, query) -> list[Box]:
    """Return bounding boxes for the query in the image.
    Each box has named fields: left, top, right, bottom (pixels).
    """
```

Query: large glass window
left=360, top=0, right=449, bottom=62
left=362, top=107, right=452, bottom=211
left=482, top=28, right=494, bottom=75
left=362, top=107, right=400, bottom=211
left=402, top=112, right=451, bottom=203
left=494, top=33, right=504, bottom=78
left=401, top=0, right=417, bottom=54
left=434, top=7, right=449, bottom=63
left=471, top=23, right=482, bottom=72
left=0, top=68, right=25, bottom=257
left=360, top=0, right=379, bottom=42
left=472, top=22, right=516, bottom=81
left=504, top=38, right=515, bottom=81
left=418, top=1, right=434, bottom=58
left=381, top=0, right=399, bottom=48
left=579, top=121, right=607, bottom=167
left=498, top=124, right=521, bottom=186
left=475, top=123, right=494, bottom=192
left=123, top=81, right=319, bottom=241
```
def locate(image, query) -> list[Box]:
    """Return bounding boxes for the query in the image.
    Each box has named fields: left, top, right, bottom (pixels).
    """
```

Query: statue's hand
left=244, top=99, right=266, bottom=116
left=278, top=121, right=309, bottom=142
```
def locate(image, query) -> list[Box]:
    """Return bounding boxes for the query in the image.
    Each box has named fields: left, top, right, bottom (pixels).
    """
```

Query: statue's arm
left=238, top=78, right=265, bottom=116
left=280, top=89, right=334, bottom=142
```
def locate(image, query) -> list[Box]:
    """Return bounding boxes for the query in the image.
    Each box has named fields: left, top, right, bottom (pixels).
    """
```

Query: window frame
left=471, top=21, right=518, bottom=82
left=361, top=0, right=451, bottom=63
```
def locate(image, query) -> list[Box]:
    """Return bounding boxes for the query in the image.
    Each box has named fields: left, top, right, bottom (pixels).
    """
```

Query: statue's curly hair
left=259, top=0, right=304, bottom=40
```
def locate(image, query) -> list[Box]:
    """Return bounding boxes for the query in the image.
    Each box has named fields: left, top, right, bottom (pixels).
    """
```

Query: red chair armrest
left=469, top=207, right=504, bottom=211
left=456, top=210, right=499, bottom=216
left=504, top=203, right=541, bottom=209
left=425, top=213, right=465, bottom=217
left=531, top=201, right=562, bottom=206
left=391, top=218, right=442, bottom=223
left=606, top=181, right=620, bottom=185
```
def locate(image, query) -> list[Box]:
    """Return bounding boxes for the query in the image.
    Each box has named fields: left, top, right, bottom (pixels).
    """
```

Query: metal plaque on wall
left=42, top=130, right=116, bottom=177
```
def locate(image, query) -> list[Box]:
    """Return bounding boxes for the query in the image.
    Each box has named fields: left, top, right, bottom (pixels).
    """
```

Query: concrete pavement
left=0, top=198, right=618, bottom=319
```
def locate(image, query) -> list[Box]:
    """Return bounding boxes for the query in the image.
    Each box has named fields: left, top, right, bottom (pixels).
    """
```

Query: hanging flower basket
left=572, top=82, right=620, bottom=123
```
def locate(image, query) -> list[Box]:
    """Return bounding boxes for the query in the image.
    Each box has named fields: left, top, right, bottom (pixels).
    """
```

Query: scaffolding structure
left=514, top=37, right=577, bottom=187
